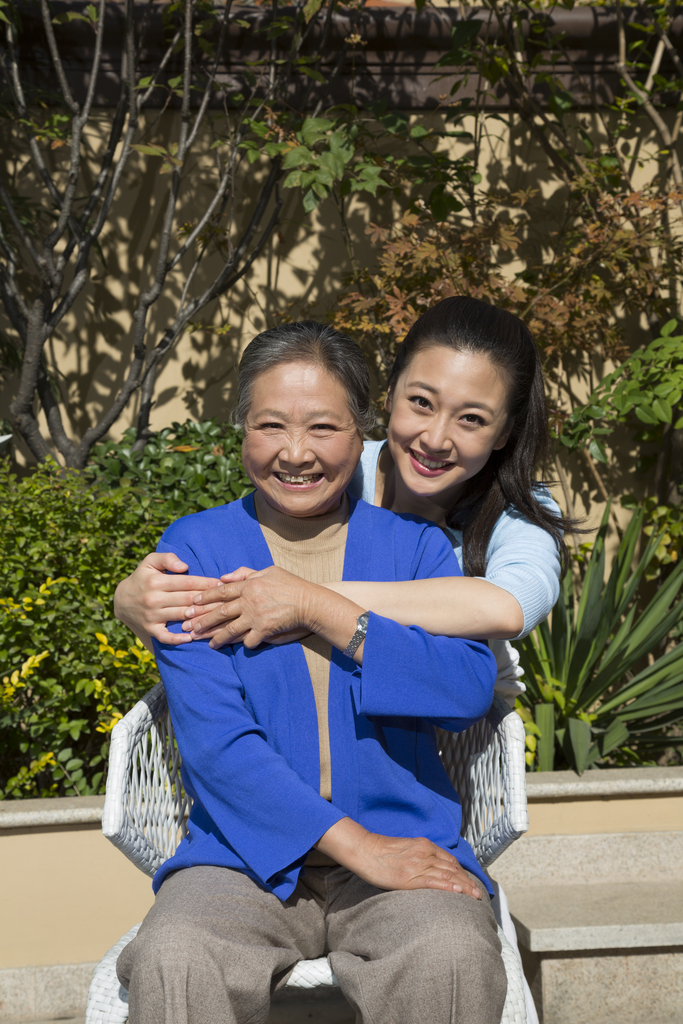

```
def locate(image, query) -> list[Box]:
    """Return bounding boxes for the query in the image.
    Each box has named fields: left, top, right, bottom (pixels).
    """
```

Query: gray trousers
left=117, top=864, right=507, bottom=1024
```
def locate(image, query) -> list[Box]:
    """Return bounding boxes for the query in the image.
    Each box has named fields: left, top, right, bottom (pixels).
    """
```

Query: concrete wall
left=0, top=822, right=154, bottom=970
left=1, top=768, right=681, bottom=972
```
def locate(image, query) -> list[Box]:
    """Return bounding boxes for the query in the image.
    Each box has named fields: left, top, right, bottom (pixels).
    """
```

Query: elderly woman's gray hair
left=234, top=321, right=375, bottom=433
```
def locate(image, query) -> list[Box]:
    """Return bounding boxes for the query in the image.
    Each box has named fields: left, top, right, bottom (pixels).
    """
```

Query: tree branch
left=4, top=21, right=63, bottom=217
left=39, top=0, right=79, bottom=115
left=617, top=61, right=683, bottom=193
left=0, top=171, right=46, bottom=277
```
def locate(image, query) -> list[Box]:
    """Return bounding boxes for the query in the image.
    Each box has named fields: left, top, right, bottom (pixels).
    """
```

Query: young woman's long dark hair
left=387, top=296, right=575, bottom=579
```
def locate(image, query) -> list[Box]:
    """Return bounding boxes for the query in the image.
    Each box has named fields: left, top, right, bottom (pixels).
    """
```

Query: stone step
left=507, top=881, right=683, bottom=952
left=494, top=852, right=683, bottom=1024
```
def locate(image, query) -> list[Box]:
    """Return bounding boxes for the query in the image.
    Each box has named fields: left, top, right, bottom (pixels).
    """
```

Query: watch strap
left=343, top=611, right=369, bottom=657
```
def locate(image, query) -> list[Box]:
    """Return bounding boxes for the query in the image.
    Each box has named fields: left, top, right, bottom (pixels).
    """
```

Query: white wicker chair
left=87, top=685, right=529, bottom=1024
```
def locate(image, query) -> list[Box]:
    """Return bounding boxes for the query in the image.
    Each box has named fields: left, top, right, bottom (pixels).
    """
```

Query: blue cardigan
left=152, top=493, right=497, bottom=900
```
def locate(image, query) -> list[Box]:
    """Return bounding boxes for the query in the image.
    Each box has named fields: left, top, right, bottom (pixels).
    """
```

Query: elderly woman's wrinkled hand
left=186, top=566, right=317, bottom=649
left=315, top=818, right=483, bottom=899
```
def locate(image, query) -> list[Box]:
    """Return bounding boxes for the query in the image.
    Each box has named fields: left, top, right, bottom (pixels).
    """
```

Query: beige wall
left=527, top=793, right=683, bottom=837
left=2, top=784, right=681, bottom=970
left=0, top=823, right=154, bottom=969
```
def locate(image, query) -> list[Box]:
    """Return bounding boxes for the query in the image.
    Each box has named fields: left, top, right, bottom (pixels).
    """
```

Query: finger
left=193, top=581, right=244, bottom=605
left=206, top=622, right=249, bottom=648
left=148, top=576, right=222, bottom=598
left=144, top=551, right=189, bottom=574
left=181, top=602, right=227, bottom=629
left=150, top=626, right=193, bottom=646
left=219, top=566, right=258, bottom=583
left=200, top=612, right=249, bottom=646
left=241, top=628, right=267, bottom=650
left=412, top=871, right=481, bottom=899
left=208, top=626, right=249, bottom=649
left=189, top=602, right=242, bottom=635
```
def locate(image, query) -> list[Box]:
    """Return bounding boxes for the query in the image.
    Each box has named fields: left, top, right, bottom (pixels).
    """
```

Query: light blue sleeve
left=347, top=439, right=385, bottom=503
left=351, top=441, right=561, bottom=638
left=482, top=487, right=562, bottom=638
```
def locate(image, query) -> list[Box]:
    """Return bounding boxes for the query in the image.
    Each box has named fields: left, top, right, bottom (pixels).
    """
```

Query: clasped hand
left=184, top=566, right=315, bottom=649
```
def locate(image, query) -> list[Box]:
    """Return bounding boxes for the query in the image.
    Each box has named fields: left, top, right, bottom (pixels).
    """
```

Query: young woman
left=115, top=297, right=567, bottom=1023
left=117, top=322, right=506, bottom=1024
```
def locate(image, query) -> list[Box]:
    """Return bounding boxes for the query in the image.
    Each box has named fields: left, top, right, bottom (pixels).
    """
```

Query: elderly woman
left=116, top=321, right=506, bottom=1024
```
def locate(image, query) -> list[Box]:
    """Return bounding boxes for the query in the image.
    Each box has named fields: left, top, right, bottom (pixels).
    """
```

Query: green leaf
left=302, top=0, right=323, bottom=21
left=299, top=66, right=327, bottom=83
left=588, top=438, right=607, bottom=463
left=328, top=130, right=354, bottom=165
left=53, top=11, right=89, bottom=24
left=282, top=146, right=314, bottom=170
left=635, top=405, right=660, bottom=425
left=300, top=118, right=335, bottom=147
left=566, top=717, right=592, bottom=775
left=449, top=19, right=482, bottom=49
left=652, top=398, right=673, bottom=423
left=534, top=703, right=555, bottom=772
left=131, top=144, right=166, bottom=157
left=318, top=150, right=344, bottom=179
left=410, top=125, right=429, bottom=139
left=302, top=188, right=320, bottom=213
left=599, top=719, right=629, bottom=756
left=428, top=185, right=463, bottom=222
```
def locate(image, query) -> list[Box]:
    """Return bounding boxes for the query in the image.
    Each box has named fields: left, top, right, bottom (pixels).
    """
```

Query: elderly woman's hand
left=114, top=553, right=221, bottom=646
left=315, top=818, right=483, bottom=899
left=187, top=566, right=367, bottom=660
left=187, top=566, right=319, bottom=649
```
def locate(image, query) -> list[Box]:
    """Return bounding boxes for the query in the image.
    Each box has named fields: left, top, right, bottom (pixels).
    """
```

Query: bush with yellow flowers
left=0, top=578, right=158, bottom=798
left=0, top=419, right=253, bottom=798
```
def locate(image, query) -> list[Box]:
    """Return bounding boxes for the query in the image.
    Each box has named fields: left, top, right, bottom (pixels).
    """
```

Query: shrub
left=514, top=508, right=683, bottom=774
left=0, top=420, right=252, bottom=798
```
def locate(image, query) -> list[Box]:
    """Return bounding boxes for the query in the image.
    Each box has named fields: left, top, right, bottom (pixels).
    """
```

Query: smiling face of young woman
left=241, top=360, right=364, bottom=519
left=384, top=345, right=513, bottom=525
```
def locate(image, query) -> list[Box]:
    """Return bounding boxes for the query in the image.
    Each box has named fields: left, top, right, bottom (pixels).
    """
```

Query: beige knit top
left=254, top=490, right=349, bottom=803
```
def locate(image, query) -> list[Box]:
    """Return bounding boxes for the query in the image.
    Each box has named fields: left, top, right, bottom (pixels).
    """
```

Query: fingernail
left=193, top=624, right=203, bottom=634
left=185, top=607, right=195, bottom=617
left=182, top=621, right=192, bottom=631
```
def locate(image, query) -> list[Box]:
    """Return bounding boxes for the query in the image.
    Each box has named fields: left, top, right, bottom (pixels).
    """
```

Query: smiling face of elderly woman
left=237, top=323, right=373, bottom=519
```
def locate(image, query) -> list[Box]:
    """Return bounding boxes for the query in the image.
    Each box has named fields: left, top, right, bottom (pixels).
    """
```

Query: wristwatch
left=343, top=611, right=369, bottom=658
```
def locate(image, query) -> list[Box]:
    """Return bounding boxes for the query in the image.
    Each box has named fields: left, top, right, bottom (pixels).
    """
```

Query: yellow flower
left=95, top=710, right=123, bottom=734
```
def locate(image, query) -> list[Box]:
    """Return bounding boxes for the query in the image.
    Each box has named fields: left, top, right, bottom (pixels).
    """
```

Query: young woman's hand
left=315, top=818, right=482, bottom=899
left=114, top=552, right=221, bottom=645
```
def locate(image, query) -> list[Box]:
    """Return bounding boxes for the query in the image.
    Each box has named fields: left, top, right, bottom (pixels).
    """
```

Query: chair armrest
left=436, top=695, right=529, bottom=868
left=102, top=682, right=191, bottom=878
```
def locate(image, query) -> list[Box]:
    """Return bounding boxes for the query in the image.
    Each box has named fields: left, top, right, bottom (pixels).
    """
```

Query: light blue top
left=348, top=440, right=561, bottom=638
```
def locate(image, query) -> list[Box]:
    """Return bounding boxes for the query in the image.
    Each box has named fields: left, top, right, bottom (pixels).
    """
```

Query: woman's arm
left=325, top=578, right=523, bottom=639
left=186, top=574, right=524, bottom=645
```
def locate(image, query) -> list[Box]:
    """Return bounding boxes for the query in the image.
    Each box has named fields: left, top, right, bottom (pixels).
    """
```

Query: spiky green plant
left=514, top=507, right=683, bottom=773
